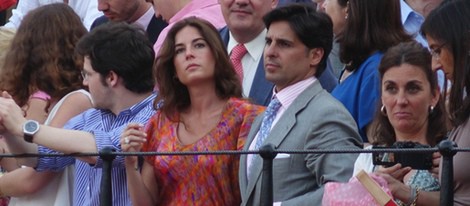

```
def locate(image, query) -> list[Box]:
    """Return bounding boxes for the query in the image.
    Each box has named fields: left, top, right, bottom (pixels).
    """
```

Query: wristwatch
left=23, top=120, right=40, bottom=143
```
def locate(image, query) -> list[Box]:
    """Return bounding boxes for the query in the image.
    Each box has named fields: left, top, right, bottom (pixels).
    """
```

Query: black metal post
left=100, top=147, right=116, bottom=206
left=259, top=144, right=277, bottom=206
left=438, top=140, right=457, bottom=206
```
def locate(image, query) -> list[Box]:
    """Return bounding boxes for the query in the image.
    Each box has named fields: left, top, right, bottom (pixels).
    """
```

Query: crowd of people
left=0, top=0, right=468, bottom=205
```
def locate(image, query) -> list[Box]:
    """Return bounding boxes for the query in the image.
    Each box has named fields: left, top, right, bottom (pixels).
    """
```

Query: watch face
left=25, top=121, right=39, bottom=133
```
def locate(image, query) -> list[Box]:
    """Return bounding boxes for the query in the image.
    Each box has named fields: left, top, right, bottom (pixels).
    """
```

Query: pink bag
left=322, top=172, right=395, bottom=206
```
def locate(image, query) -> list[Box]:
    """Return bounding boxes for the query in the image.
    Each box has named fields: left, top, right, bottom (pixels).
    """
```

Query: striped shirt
left=36, top=93, right=157, bottom=206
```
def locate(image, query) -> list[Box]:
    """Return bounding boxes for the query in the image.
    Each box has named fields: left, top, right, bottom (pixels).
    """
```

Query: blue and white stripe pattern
left=36, top=93, right=157, bottom=206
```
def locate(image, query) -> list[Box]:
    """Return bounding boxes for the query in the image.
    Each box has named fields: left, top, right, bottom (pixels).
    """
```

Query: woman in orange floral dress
left=120, top=17, right=264, bottom=206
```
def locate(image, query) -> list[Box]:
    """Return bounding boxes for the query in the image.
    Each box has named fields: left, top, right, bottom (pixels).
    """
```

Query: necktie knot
left=264, top=98, right=281, bottom=119
left=230, top=44, right=248, bottom=60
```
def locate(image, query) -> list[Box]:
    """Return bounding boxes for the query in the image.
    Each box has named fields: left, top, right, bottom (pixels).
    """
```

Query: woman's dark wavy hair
left=371, top=42, right=447, bottom=146
left=337, top=0, right=412, bottom=71
left=155, top=17, right=242, bottom=120
left=0, top=3, right=86, bottom=108
left=421, top=0, right=470, bottom=127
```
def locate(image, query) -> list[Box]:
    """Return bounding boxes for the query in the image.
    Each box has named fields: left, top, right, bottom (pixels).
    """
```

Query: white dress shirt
left=4, top=0, right=102, bottom=31
left=227, top=29, right=267, bottom=97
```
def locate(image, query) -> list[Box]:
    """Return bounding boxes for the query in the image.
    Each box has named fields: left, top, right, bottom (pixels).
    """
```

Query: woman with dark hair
left=421, top=0, right=470, bottom=205
left=372, top=42, right=447, bottom=148
left=353, top=41, right=447, bottom=205
left=331, top=0, right=412, bottom=142
left=0, top=4, right=92, bottom=206
left=120, top=17, right=264, bottom=206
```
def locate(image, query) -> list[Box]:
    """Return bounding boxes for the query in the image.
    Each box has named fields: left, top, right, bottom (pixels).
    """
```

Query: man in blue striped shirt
left=0, top=22, right=157, bottom=206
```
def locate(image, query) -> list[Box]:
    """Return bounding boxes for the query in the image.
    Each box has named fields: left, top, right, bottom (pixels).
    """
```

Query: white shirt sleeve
left=3, top=0, right=42, bottom=28
left=4, top=0, right=102, bottom=31
left=353, top=145, right=375, bottom=176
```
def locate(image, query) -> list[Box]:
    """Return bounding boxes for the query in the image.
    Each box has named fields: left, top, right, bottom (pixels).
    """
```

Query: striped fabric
left=36, top=93, right=157, bottom=206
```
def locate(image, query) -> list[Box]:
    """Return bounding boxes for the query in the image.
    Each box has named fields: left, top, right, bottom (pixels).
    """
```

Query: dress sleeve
left=237, top=103, right=264, bottom=150
left=4, top=0, right=40, bottom=28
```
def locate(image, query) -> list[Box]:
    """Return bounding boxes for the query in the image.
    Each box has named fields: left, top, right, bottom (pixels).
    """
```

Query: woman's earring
left=345, top=14, right=348, bottom=19
left=429, top=105, right=435, bottom=114
left=380, top=105, right=387, bottom=116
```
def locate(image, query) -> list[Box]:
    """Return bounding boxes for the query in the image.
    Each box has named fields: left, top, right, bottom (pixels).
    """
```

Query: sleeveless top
left=9, top=89, right=91, bottom=206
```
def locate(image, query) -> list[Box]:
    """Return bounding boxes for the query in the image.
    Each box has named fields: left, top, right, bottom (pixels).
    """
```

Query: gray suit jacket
left=239, top=81, right=362, bottom=206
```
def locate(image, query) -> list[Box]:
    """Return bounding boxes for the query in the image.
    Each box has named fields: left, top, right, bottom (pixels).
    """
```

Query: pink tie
left=230, top=44, right=247, bottom=82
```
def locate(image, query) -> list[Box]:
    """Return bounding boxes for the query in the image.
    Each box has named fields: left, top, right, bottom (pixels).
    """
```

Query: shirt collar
left=227, top=29, right=267, bottom=63
left=133, top=6, right=155, bottom=30
left=400, top=0, right=423, bottom=25
left=117, top=93, right=157, bottom=116
left=272, top=77, right=316, bottom=109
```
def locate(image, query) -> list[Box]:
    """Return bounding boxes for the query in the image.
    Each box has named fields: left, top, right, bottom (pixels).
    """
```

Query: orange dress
left=143, top=98, right=264, bottom=206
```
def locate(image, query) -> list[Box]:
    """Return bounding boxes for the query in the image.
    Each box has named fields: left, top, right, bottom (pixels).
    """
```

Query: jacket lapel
left=267, top=82, right=322, bottom=148
left=243, top=81, right=323, bottom=199
left=240, top=115, right=263, bottom=196
left=219, top=26, right=230, bottom=47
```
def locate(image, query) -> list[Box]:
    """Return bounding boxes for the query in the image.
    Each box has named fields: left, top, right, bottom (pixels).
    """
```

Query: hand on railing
left=120, top=123, right=146, bottom=166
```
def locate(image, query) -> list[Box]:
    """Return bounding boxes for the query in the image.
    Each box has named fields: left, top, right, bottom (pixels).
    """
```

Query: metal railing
left=2, top=140, right=467, bottom=206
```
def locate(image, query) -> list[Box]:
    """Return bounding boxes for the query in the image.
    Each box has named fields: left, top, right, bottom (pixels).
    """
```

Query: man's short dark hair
left=76, top=22, right=155, bottom=93
left=263, top=4, right=333, bottom=77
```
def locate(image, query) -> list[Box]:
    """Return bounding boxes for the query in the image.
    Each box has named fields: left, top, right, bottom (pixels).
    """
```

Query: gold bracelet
left=410, top=187, right=421, bottom=206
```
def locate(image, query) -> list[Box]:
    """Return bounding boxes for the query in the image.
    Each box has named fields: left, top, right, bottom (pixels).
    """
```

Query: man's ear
left=106, top=70, right=119, bottom=87
left=309, top=48, right=324, bottom=67
left=271, top=0, right=279, bottom=9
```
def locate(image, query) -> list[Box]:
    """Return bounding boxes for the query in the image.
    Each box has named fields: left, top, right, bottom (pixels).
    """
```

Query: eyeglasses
left=429, top=43, right=447, bottom=60
left=81, top=70, right=89, bottom=80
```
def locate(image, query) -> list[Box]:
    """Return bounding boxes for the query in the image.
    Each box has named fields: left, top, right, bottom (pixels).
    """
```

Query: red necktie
left=230, top=44, right=247, bottom=82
